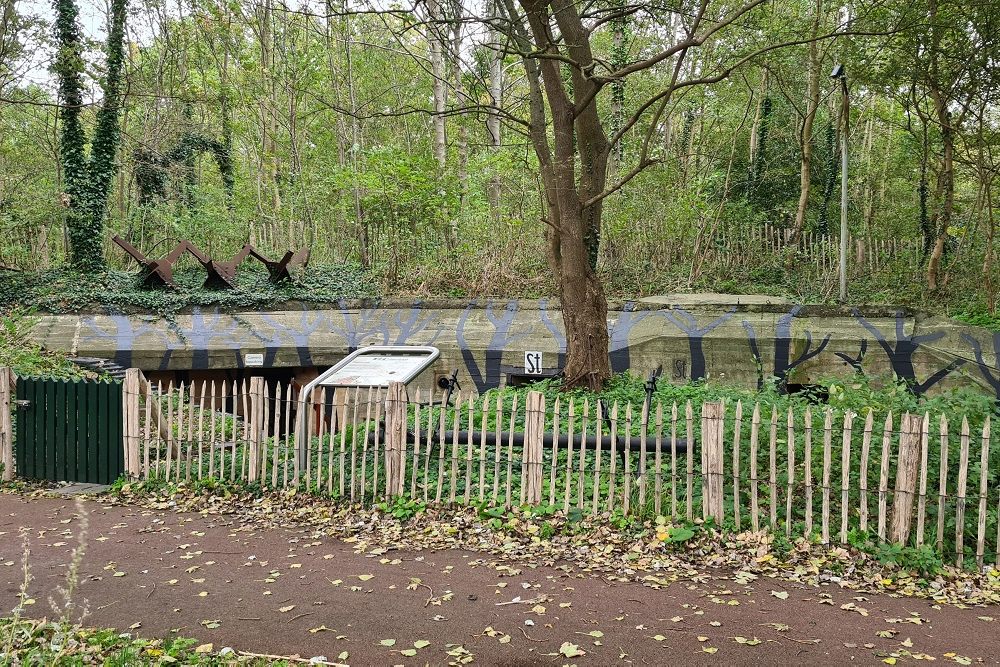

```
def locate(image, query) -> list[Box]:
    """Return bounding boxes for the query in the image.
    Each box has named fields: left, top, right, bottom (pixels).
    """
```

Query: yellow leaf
left=358, top=574, right=374, bottom=581
left=698, top=636, right=709, bottom=642
left=194, top=643, right=213, bottom=654
left=703, top=647, right=719, bottom=654
left=884, top=658, right=897, bottom=665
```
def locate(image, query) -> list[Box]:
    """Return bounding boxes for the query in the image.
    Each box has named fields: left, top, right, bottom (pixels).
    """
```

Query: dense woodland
left=0, top=0, right=998, bottom=384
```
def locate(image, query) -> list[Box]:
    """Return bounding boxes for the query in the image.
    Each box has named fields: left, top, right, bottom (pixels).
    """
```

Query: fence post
left=122, top=369, right=141, bottom=478
left=1, top=368, right=14, bottom=481
left=702, top=401, right=725, bottom=523
left=524, top=391, right=545, bottom=505
left=890, top=413, right=922, bottom=544
left=384, top=382, right=407, bottom=497
left=248, top=377, right=265, bottom=483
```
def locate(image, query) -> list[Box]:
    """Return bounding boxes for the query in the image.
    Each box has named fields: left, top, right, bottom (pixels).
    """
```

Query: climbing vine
left=54, top=0, right=128, bottom=271
left=817, top=121, right=837, bottom=235
left=134, top=133, right=234, bottom=207
left=609, top=0, right=631, bottom=165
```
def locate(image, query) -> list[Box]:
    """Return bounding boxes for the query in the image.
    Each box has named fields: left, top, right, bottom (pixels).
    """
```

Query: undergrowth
left=0, top=308, right=85, bottom=379
left=0, top=264, right=374, bottom=316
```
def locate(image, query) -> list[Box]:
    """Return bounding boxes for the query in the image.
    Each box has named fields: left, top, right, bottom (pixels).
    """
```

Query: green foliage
left=0, top=264, right=374, bottom=315
left=375, top=496, right=426, bottom=521
left=0, top=617, right=280, bottom=664
left=0, top=307, right=83, bottom=378
left=954, top=310, right=1000, bottom=332
left=134, top=133, right=234, bottom=206
left=52, top=0, right=129, bottom=271
left=873, top=543, right=944, bottom=577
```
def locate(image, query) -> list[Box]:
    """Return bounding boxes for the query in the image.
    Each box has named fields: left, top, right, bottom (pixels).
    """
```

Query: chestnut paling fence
left=1, top=368, right=998, bottom=567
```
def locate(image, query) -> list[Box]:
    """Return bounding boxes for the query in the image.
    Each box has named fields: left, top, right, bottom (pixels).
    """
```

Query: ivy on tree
left=54, top=0, right=128, bottom=271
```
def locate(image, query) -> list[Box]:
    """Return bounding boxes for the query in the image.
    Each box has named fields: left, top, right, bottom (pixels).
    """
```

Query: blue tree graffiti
left=960, top=332, right=1000, bottom=399
left=660, top=307, right=736, bottom=381
left=79, top=311, right=174, bottom=368
left=456, top=300, right=530, bottom=392
left=539, top=297, right=567, bottom=371
left=165, top=307, right=244, bottom=369
left=389, top=306, right=443, bottom=345
left=743, top=305, right=831, bottom=391
left=259, top=311, right=331, bottom=366
left=330, top=299, right=390, bottom=352
left=853, top=308, right=964, bottom=395
left=608, top=303, right=654, bottom=373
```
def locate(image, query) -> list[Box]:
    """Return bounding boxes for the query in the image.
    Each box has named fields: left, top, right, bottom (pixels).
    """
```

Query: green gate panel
left=14, top=376, right=124, bottom=485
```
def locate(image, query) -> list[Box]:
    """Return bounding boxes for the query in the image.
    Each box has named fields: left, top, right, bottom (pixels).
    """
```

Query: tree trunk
left=427, top=0, right=447, bottom=170
left=486, top=15, right=503, bottom=219
left=791, top=0, right=822, bottom=246
left=512, top=0, right=612, bottom=390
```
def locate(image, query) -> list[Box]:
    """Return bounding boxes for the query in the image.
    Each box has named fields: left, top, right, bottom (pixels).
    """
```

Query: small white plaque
left=524, top=351, right=543, bottom=375
left=245, top=353, right=264, bottom=367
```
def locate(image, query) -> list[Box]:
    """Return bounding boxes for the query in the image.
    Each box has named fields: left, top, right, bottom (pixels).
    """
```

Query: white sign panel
left=318, top=346, right=440, bottom=387
left=244, top=353, right=264, bottom=367
left=524, top=351, right=543, bottom=375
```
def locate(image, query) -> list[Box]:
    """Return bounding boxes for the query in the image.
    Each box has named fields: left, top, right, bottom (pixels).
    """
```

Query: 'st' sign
left=524, top=351, right=543, bottom=375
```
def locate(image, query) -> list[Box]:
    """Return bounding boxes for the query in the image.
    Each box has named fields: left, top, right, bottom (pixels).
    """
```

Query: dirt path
left=0, top=494, right=996, bottom=665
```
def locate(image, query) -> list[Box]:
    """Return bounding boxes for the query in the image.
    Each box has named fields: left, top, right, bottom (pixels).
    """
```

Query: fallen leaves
left=558, top=642, right=586, bottom=658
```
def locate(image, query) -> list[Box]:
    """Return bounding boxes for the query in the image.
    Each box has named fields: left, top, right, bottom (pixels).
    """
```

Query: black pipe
left=369, top=429, right=689, bottom=453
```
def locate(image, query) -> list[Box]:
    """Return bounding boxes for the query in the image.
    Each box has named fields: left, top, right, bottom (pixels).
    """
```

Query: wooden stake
left=685, top=401, right=694, bottom=521
left=655, top=401, right=665, bottom=517
left=915, top=413, right=930, bottom=546
left=976, top=417, right=991, bottom=568
left=750, top=403, right=761, bottom=532
left=524, top=391, right=545, bottom=505
left=956, top=417, right=970, bottom=567
left=804, top=407, right=813, bottom=537
left=578, top=399, right=589, bottom=510
left=937, top=415, right=949, bottom=553
left=702, top=402, right=725, bottom=523
left=875, top=412, right=892, bottom=540
left=821, top=409, right=833, bottom=545
left=786, top=407, right=795, bottom=536
left=732, top=401, right=743, bottom=531
left=890, top=413, right=922, bottom=544
left=841, top=411, right=854, bottom=543
left=859, top=409, right=873, bottom=533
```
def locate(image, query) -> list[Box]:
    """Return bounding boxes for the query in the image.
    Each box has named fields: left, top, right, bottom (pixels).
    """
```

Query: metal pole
left=839, top=76, right=849, bottom=302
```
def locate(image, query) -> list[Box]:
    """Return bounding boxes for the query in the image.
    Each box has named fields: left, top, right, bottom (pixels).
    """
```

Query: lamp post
left=831, top=64, right=849, bottom=302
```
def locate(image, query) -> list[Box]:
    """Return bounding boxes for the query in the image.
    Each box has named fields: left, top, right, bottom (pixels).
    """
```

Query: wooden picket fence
left=607, top=222, right=924, bottom=282
left=1, top=368, right=995, bottom=567
left=102, top=371, right=1000, bottom=568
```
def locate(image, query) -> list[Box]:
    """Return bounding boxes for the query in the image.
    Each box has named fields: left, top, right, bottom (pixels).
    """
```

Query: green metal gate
left=15, top=377, right=124, bottom=485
